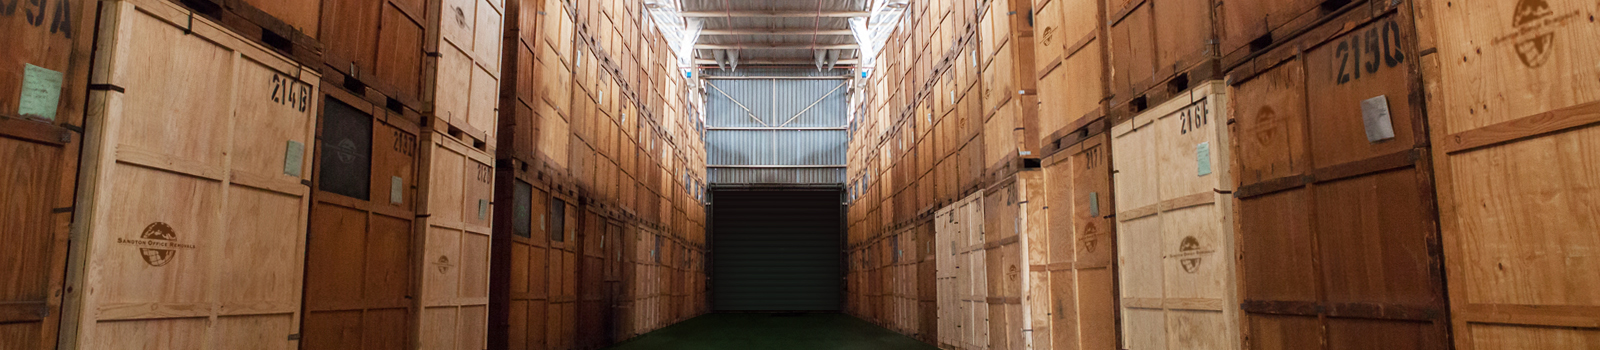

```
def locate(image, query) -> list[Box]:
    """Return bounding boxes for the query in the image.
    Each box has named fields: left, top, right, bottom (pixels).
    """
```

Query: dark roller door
left=712, top=189, right=843, bottom=311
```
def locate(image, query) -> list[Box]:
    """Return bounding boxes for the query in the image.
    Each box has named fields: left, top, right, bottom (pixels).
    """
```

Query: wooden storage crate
left=63, top=0, right=320, bottom=347
left=1, top=0, right=95, bottom=347
left=487, top=163, right=567, bottom=350
left=981, top=170, right=1046, bottom=350
left=917, top=221, right=939, bottom=343
left=1105, top=0, right=1221, bottom=117
left=936, top=192, right=989, bottom=350
left=542, top=192, right=578, bottom=350
left=1215, top=0, right=1374, bottom=67
left=301, top=85, right=423, bottom=350
left=1417, top=0, right=1600, bottom=348
left=426, top=0, right=503, bottom=146
left=319, top=0, right=428, bottom=109
left=1110, top=81, right=1239, bottom=350
left=1042, top=130, right=1118, bottom=350
left=414, top=127, right=495, bottom=350
left=1034, top=0, right=1111, bottom=147
left=175, top=0, right=322, bottom=65
left=320, top=0, right=502, bottom=146
left=1227, top=4, right=1448, bottom=348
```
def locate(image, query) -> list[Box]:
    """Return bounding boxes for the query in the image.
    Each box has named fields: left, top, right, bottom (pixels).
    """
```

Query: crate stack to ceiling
left=847, top=0, right=1598, bottom=349
left=4, top=0, right=704, bottom=348
left=488, top=0, right=708, bottom=349
left=845, top=0, right=1059, bottom=347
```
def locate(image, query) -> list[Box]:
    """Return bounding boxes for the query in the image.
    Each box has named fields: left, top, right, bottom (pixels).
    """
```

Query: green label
left=19, top=64, right=64, bottom=121
left=283, top=141, right=305, bottom=176
left=1197, top=142, right=1212, bottom=176
left=391, top=176, right=404, bottom=204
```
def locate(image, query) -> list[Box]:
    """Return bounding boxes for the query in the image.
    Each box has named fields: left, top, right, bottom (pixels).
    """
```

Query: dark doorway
left=711, top=189, right=843, bottom=311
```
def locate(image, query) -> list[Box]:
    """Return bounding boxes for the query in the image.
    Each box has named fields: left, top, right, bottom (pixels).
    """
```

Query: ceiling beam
left=679, top=11, right=871, bottom=18
left=699, top=28, right=855, bottom=36
left=695, top=43, right=858, bottom=50
left=694, top=59, right=860, bottom=66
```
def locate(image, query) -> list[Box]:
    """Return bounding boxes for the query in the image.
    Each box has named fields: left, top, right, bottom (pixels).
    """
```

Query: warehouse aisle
left=601, top=313, right=938, bottom=350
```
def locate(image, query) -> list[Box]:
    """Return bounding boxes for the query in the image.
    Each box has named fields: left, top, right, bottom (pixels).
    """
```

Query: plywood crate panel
left=415, top=128, right=494, bottom=350
left=1215, top=0, right=1366, bottom=66
left=488, top=167, right=561, bottom=350
left=1105, top=0, right=1222, bottom=115
left=427, top=0, right=503, bottom=146
left=1034, top=0, right=1111, bottom=146
left=1, top=0, right=95, bottom=347
left=1418, top=0, right=1600, bottom=348
left=1228, top=4, right=1448, bottom=349
left=301, top=86, right=422, bottom=350
left=1111, top=81, right=1239, bottom=350
left=64, top=0, right=320, bottom=347
left=1043, top=131, right=1118, bottom=350
left=319, top=0, right=428, bottom=108
left=932, top=192, right=989, bottom=350
left=980, top=170, right=1046, bottom=350
left=156, top=0, right=324, bottom=66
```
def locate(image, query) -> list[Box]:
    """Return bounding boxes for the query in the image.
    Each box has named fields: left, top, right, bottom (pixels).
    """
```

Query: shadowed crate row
left=843, top=0, right=1600, bottom=349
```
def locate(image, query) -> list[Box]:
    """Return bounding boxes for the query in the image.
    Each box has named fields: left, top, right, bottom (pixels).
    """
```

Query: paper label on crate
left=1089, top=192, right=1101, bottom=217
left=1196, top=142, right=1212, bottom=176
left=391, top=176, right=404, bottom=204
left=284, top=141, right=305, bottom=176
left=479, top=199, right=489, bottom=220
left=19, top=64, right=64, bottom=121
left=1361, top=95, right=1396, bottom=142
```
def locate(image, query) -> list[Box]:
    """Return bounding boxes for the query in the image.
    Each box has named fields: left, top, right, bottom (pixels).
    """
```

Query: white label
left=1361, top=95, right=1396, bottom=142
left=478, top=199, right=489, bottom=220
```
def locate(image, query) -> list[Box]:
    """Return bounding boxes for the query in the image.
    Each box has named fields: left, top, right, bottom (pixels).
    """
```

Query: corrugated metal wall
left=704, top=71, right=849, bottom=185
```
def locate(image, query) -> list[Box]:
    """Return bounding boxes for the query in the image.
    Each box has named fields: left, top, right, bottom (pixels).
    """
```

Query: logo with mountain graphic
left=118, top=222, right=197, bottom=267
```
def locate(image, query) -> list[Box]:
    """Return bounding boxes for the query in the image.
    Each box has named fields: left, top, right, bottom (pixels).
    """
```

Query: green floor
left=601, top=313, right=940, bottom=350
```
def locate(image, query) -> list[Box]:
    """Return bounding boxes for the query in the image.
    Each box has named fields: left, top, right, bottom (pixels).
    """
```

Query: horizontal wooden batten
left=1438, top=100, right=1600, bottom=154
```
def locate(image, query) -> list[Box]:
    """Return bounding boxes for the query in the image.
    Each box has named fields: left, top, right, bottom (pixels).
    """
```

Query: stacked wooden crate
left=1, top=0, right=94, bottom=347
left=1417, top=0, right=1600, bottom=348
left=1111, top=82, right=1238, bottom=350
left=1224, top=0, right=1450, bottom=348
left=64, top=1, right=322, bottom=349
left=488, top=0, right=708, bottom=348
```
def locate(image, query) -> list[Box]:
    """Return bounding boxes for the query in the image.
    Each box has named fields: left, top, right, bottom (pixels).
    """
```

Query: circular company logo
left=1168, top=236, right=1217, bottom=274
left=333, top=139, right=360, bottom=164
left=1512, top=0, right=1556, bottom=67
left=1179, top=236, right=1204, bottom=273
left=119, top=222, right=193, bottom=267
left=1078, top=222, right=1100, bottom=253
left=434, top=255, right=455, bottom=273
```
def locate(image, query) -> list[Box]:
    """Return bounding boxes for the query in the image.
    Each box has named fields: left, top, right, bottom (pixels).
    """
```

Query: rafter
left=678, top=11, right=871, bottom=18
